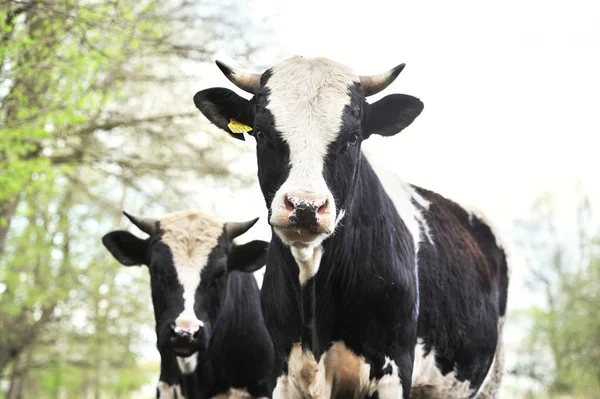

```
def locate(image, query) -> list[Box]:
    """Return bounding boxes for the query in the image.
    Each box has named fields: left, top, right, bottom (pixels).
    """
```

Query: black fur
left=364, top=93, right=424, bottom=138
left=412, top=186, right=508, bottom=393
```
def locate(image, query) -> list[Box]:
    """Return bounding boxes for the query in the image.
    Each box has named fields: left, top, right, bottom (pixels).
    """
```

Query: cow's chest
left=311, top=254, right=418, bottom=355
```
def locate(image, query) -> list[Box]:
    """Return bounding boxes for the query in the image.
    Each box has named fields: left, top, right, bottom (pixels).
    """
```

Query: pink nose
left=172, top=325, right=201, bottom=342
left=284, top=194, right=329, bottom=227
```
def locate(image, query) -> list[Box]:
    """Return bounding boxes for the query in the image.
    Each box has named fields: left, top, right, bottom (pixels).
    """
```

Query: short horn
left=123, top=211, right=158, bottom=236
left=225, top=217, right=259, bottom=240
left=359, top=63, right=406, bottom=97
left=216, top=60, right=261, bottom=94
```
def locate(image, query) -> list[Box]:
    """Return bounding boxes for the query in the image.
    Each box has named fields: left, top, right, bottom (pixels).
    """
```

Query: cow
left=192, top=56, right=510, bottom=399
left=101, top=209, right=276, bottom=398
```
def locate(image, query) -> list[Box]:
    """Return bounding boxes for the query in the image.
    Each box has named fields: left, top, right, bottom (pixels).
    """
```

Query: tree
left=0, top=0, right=266, bottom=396
left=511, top=190, right=600, bottom=397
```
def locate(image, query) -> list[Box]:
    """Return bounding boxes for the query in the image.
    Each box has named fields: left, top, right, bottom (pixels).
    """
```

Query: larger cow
left=193, top=56, right=510, bottom=398
left=102, top=209, right=276, bottom=398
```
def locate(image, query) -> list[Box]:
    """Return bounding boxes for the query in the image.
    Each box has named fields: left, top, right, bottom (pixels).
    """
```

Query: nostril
left=284, top=195, right=295, bottom=211
left=316, top=200, right=328, bottom=216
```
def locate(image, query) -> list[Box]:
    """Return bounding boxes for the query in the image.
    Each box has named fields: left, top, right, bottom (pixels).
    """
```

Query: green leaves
left=513, top=193, right=600, bottom=396
left=0, top=0, right=259, bottom=396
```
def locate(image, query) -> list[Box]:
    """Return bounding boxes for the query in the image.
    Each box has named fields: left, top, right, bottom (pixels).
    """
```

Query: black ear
left=364, top=94, right=424, bottom=138
left=101, top=230, right=149, bottom=266
left=227, top=240, right=269, bottom=273
left=193, top=88, right=254, bottom=141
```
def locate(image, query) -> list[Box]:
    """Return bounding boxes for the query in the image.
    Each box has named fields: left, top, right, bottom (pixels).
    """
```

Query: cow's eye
left=349, top=133, right=359, bottom=146
left=255, top=130, right=266, bottom=142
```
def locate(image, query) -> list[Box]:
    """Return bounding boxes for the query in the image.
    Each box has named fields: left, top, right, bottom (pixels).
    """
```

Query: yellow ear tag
left=228, top=119, right=253, bottom=134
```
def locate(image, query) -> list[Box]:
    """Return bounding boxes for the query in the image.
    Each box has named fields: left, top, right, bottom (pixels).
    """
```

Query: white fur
left=266, top=56, right=359, bottom=254
left=157, top=381, right=184, bottom=399
left=373, top=358, right=403, bottom=399
left=160, top=210, right=224, bottom=330
left=411, top=339, right=474, bottom=398
left=335, top=208, right=346, bottom=226
left=291, top=245, right=323, bottom=285
left=275, top=343, right=318, bottom=399
left=212, top=387, right=255, bottom=399
left=177, top=352, right=198, bottom=374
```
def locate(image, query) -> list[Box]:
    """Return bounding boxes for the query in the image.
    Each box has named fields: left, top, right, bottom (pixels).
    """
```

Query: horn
left=123, top=211, right=158, bottom=236
left=225, top=217, right=259, bottom=240
left=215, top=60, right=261, bottom=94
left=359, top=63, right=406, bottom=97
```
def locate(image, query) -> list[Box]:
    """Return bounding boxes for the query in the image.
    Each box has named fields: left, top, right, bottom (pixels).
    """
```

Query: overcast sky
left=140, top=0, right=599, bottom=393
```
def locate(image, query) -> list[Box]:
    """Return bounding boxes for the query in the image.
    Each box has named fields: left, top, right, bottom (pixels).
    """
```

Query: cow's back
left=410, top=185, right=509, bottom=398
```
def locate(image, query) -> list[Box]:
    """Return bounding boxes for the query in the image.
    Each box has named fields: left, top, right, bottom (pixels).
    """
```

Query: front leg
left=272, top=342, right=338, bottom=399
left=157, top=348, right=183, bottom=399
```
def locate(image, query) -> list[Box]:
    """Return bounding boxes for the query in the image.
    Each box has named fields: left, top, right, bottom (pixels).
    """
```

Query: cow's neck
left=283, top=153, right=417, bottom=358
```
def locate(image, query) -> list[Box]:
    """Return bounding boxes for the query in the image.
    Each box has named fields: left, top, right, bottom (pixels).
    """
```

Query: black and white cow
left=102, top=209, right=276, bottom=398
left=193, top=56, right=510, bottom=399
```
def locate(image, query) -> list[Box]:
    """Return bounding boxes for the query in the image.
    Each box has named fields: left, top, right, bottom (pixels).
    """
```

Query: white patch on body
left=266, top=56, right=360, bottom=247
left=211, top=387, right=254, bottom=399
left=323, top=341, right=374, bottom=398
left=157, top=381, right=185, bottom=399
left=272, top=374, right=291, bottom=399
left=411, top=339, right=473, bottom=398
left=291, top=245, right=323, bottom=285
left=273, top=343, right=317, bottom=399
left=372, top=357, right=403, bottom=399
left=177, top=352, right=198, bottom=374
left=160, top=210, right=224, bottom=329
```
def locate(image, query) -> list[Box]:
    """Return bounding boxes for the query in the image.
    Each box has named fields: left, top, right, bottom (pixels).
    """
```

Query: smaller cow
left=102, top=209, right=275, bottom=398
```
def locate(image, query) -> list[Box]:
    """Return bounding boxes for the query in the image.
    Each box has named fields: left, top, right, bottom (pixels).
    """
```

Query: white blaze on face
left=266, top=57, right=360, bottom=245
left=159, top=210, right=224, bottom=332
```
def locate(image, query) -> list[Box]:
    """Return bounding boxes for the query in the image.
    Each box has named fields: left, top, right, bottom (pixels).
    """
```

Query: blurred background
left=0, top=0, right=598, bottom=398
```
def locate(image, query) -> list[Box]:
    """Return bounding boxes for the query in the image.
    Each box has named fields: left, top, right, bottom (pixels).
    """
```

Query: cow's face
left=194, top=56, right=424, bottom=249
left=102, top=210, right=268, bottom=359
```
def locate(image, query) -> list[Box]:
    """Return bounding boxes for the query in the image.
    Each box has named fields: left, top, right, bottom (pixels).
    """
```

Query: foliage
left=0, top=0, right=262, bottom=397
left=511, top=191, right=600, bottom=398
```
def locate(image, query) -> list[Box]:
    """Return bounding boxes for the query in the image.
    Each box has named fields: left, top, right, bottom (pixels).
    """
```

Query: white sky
left=141, top=0, right=599, bottom=394
left=210, top=0, right=600, bottom=297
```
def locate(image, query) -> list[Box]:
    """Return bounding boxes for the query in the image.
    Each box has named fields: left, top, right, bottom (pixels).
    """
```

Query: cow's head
left=101, top=210, right=268, bottom=362
left=193, top=56, right=423, bottom=249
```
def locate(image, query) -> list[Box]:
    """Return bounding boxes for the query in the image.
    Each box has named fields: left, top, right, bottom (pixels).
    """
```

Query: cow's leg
left=157, top=348, right=184, bottom=399
left=271, top=342, right=334, bottom=399
left=367, top=357, right=404, bottom=399
left=156, top=381, right=182, bottom=399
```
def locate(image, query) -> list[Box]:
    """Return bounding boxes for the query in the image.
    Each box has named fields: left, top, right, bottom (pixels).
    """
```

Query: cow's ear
left=193, top=88, right=254, bottom=141
left=364, top=94, right=424, bottom=138
left=102, top=231, right=149, bottom=266
left=227, top=240, right=269, bottom=273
